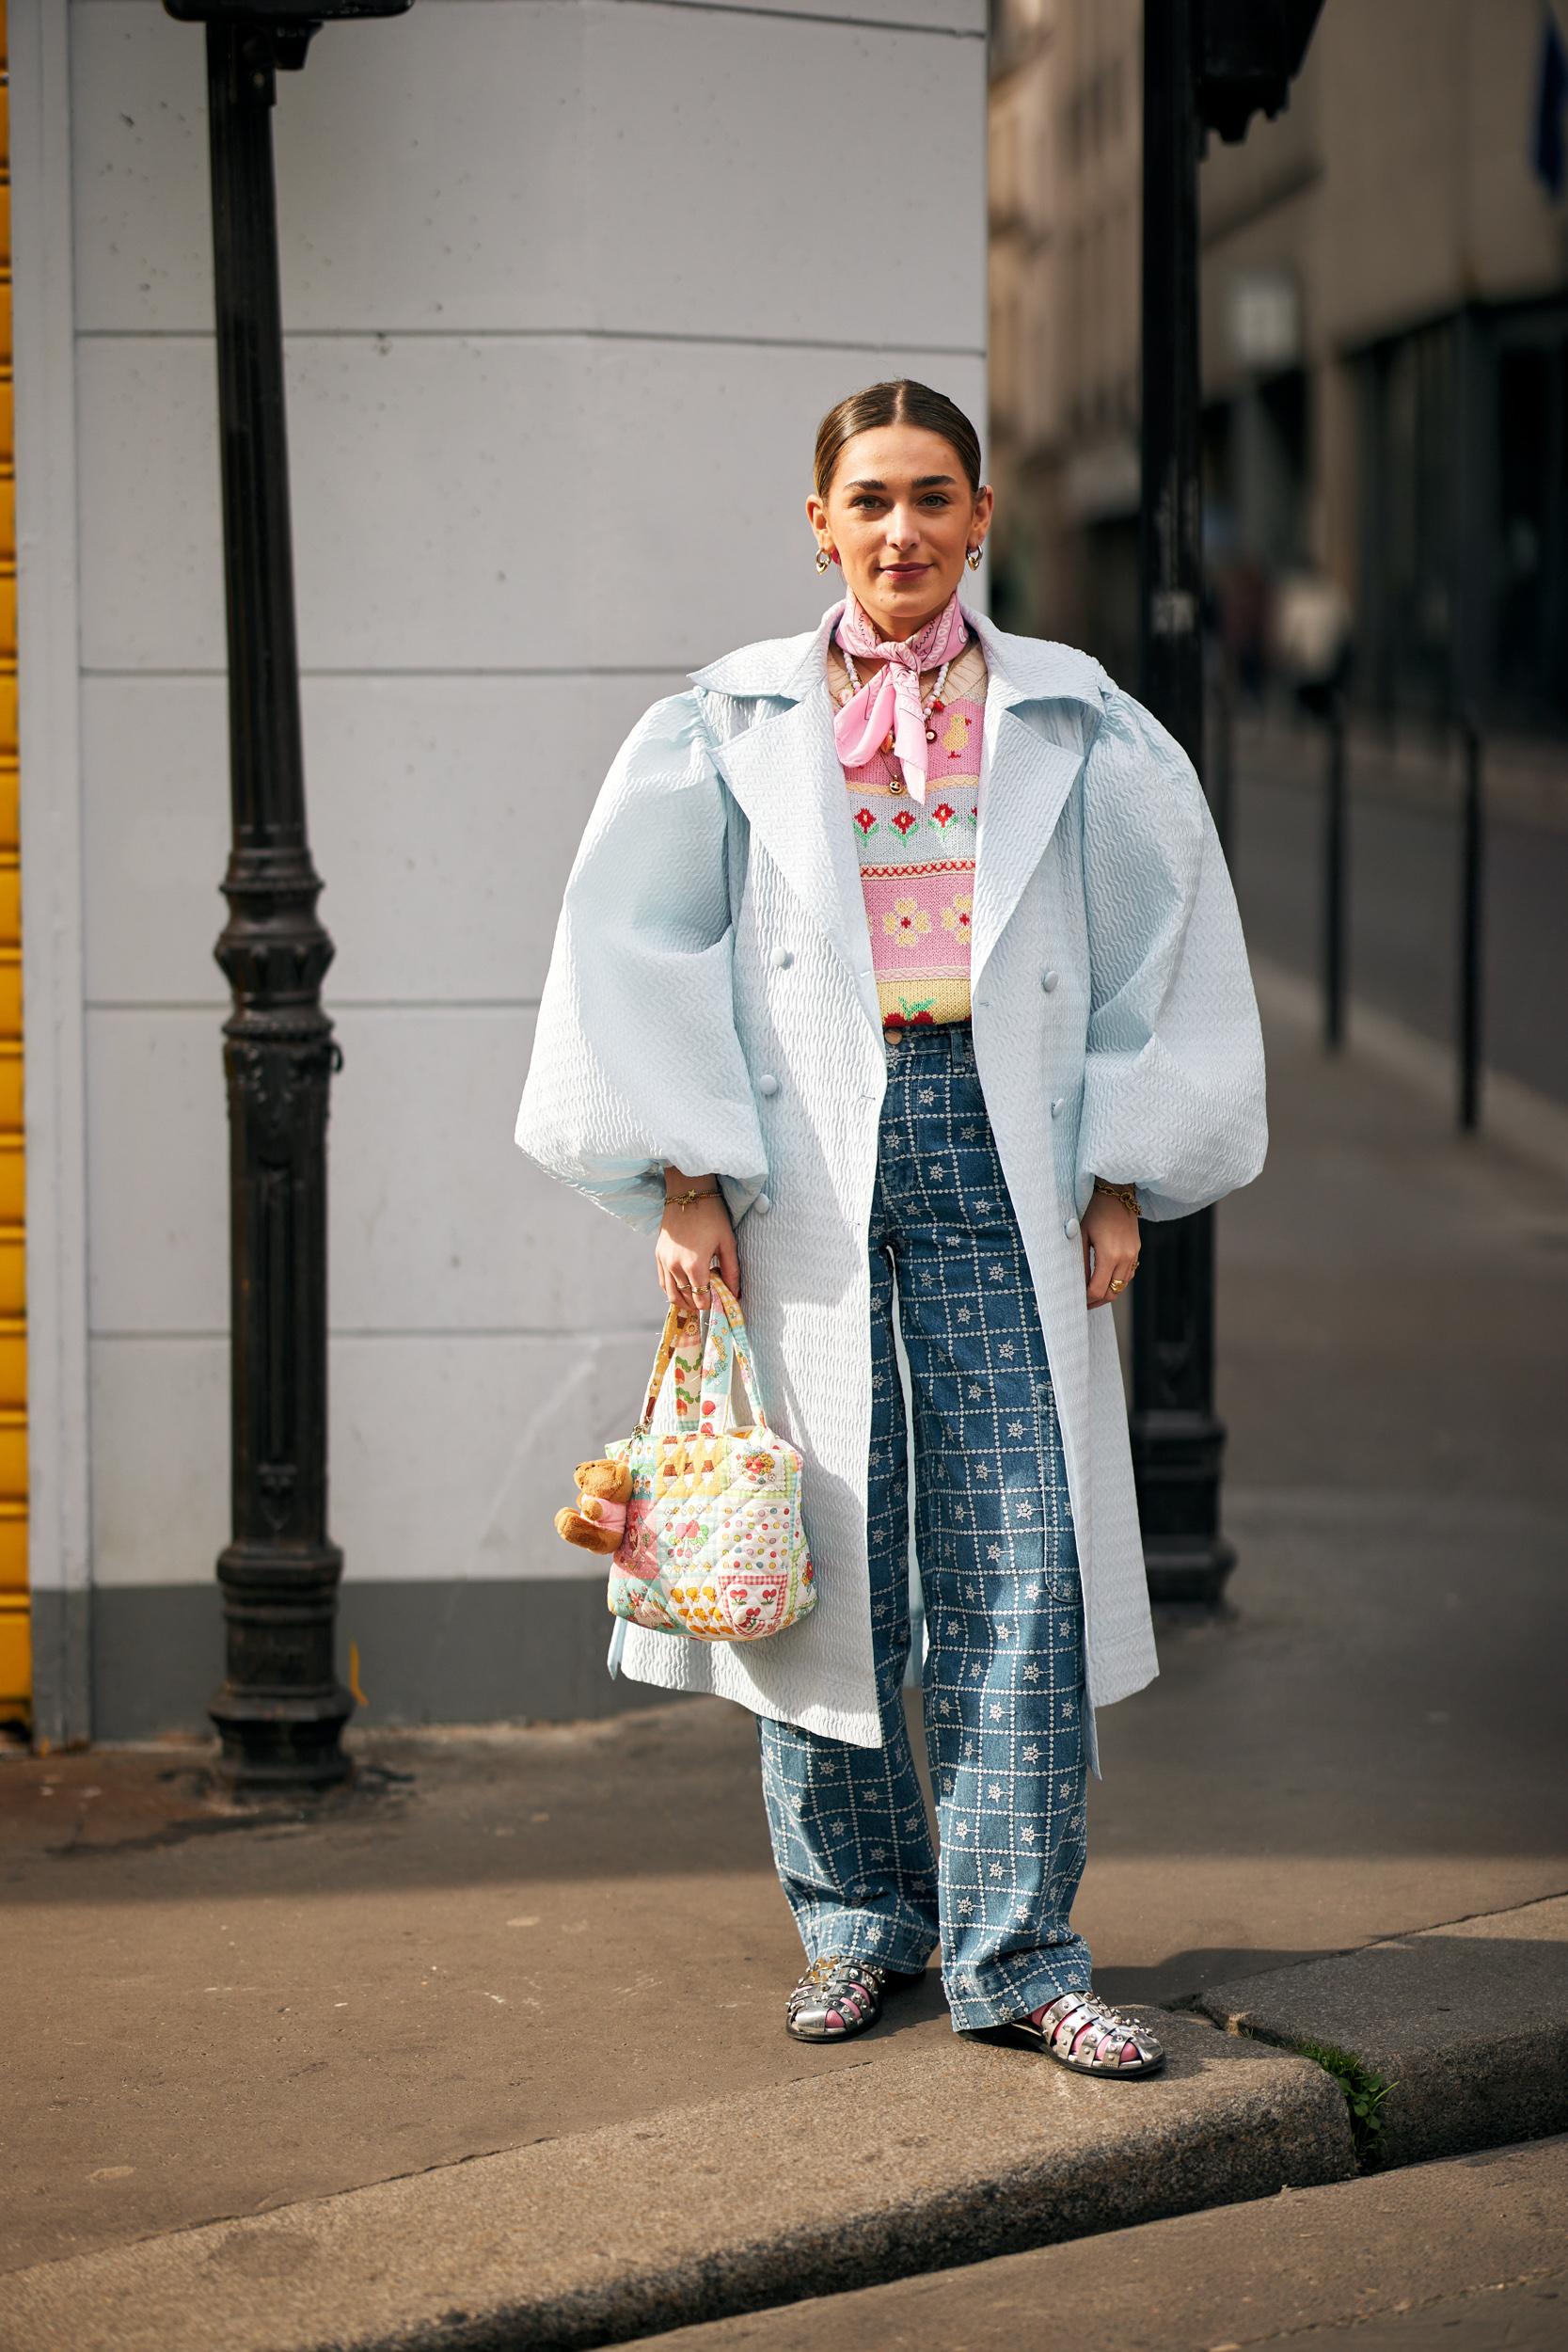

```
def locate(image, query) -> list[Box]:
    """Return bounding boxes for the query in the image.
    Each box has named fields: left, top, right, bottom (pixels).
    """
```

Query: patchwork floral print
left=758, top=1024, right=1092, bottom=2031
left=605, top=1282, right=816, bottom=1643
left=830, top=637, right=987, bottom=1029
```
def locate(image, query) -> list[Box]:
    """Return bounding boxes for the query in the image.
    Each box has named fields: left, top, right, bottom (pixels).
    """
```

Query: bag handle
left=633, top=1280, right=767, bottom=1441
left=633, top=1305, right=704, bottom=1438
left=700, top=1279, right=769, bottom=1434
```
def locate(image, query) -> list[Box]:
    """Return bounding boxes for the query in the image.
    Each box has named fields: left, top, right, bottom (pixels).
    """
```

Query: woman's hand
left=655, top=1173, right=739, bottom=1314
left=1082, top=1185, right=1140, bottom=1310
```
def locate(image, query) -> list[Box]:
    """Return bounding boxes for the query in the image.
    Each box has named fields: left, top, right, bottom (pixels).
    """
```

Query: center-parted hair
left=814, top=381, right=984, bottom=502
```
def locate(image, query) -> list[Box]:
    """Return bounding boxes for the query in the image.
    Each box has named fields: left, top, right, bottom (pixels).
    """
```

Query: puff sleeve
left=515, top=692, right=768, bottom=1233
left=1073, top=689, right=1267, bottom=1220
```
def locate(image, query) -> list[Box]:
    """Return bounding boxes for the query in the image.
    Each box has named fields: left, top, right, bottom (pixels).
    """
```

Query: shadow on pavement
left=1094, top=1948, right=1341, bottom=2007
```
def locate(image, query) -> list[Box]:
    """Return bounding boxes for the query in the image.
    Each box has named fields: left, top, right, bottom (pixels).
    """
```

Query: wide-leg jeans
left=758, top=1021, right=1094, bottom=2031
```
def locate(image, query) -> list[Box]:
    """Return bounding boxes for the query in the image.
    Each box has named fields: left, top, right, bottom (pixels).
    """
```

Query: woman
left=518, top=381, right=1265, bottom=2074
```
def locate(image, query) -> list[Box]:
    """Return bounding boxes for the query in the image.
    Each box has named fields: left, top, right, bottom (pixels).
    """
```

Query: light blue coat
left=517, top=603, right=1266, bottom=1748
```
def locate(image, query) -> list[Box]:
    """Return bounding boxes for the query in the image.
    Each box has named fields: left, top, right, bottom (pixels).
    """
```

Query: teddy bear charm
left=554, top=1457, right=634, bottom=1556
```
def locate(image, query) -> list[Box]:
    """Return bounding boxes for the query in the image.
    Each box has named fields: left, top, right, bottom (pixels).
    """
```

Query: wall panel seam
left=85, top=998, right=543, bottom=1013
left=610, top=0, right=983, bottom=36
left=74, top=328, right=986, bottom=355
left=81, top=667, right=709, bottom=679
left=91, top=1327, right=665, bottom=1343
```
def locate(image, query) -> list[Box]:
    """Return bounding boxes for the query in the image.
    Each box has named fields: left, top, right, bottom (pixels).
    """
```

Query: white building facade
left=13, top=0, right=987, bottom=1741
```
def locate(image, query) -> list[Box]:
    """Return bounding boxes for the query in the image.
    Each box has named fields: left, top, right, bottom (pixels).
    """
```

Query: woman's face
left=807, top=423, right=993, bottom=643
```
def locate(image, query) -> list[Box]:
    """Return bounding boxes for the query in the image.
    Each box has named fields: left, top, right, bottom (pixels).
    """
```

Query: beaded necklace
left=837, top=647, right=953, bottom=798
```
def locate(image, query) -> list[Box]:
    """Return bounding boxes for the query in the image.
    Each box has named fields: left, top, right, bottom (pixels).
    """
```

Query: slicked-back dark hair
left=813, top=380, right=984, bottom=501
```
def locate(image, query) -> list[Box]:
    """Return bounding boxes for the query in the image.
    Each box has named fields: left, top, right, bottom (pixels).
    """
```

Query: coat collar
left=688, top=604, right=1109, bottom=1011
left=689, top=600, right=1108, bottom=717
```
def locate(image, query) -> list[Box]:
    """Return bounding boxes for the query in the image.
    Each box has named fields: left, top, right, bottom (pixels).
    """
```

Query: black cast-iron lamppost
left=1132, top=0, right=1323, bottom=1605
left=164, top=0, right=413, bottom=1785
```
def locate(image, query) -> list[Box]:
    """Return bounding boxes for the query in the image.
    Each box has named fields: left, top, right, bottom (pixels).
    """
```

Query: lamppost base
left=1130, top=1391, right=1235, bottom=1608
left=1141, top=1534, right=1237, bottom=1609
left=209, top=1682, right=356, bottom=1789
left=213, top=1536, right=353, bottom=1788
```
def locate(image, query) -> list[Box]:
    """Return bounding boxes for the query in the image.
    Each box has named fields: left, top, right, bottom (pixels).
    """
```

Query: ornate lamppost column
left=165, top=0, right=412, bottom=1785
left=1132, top=0, right=1323, bottom=1607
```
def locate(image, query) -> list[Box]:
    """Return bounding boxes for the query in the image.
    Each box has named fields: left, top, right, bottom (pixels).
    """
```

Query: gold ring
left=1109, top=1279, right=1126, bottom=1294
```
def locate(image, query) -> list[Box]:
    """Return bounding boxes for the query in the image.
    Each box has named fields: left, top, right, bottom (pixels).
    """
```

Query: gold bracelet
left=666, top=1187, right=720, bottom=1211
left=1092, top=1179, right=1141, bottom=1218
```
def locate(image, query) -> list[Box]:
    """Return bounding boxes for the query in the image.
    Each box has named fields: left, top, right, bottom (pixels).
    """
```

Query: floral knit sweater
left=828, top=633, right=988, bottom=1027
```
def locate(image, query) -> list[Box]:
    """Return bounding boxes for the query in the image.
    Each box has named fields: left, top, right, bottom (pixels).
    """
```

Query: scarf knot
left=832, top=592, right=970, bottom=803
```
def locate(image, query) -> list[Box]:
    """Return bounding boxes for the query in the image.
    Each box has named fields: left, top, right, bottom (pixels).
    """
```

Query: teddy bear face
left=574, top=1458, right=634, bottom=1503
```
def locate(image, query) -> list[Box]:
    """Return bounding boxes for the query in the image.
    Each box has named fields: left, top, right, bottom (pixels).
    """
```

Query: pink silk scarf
left=832, top=591, right=972, bottom=804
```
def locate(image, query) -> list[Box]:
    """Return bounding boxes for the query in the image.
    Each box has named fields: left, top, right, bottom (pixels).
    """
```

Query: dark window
left=1362, top=322, right=1455, bottom=724
left=1358, top=302, right=1568, bottom=729
left=1496, top=339, right=1568, bottom=725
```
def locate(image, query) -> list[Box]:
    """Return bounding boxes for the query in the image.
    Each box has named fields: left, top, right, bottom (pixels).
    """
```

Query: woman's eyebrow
left=844, top=474, right=957, bottom=490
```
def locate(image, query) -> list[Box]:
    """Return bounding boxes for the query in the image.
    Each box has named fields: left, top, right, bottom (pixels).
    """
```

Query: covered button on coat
left=517, top=604, right=1267, bottom=1750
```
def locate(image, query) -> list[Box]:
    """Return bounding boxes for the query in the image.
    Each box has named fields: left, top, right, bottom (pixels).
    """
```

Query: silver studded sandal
left=1018, top=1990, right=1166, bottom=2076
left=785, top=1955, right=891, bottom=2042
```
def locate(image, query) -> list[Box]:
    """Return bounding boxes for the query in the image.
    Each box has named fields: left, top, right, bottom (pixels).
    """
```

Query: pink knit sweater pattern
left=828, top=634, right=988, bottom=1028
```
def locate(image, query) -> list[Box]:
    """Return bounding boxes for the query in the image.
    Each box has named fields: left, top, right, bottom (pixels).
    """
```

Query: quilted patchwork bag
left=604, top=1279, right=816, bottom=1643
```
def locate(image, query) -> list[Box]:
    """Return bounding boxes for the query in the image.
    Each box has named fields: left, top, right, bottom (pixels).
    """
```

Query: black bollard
left=1458, top=708, right=1484, bottom=1132
left=1323, top=691, right=1347, bottom=1053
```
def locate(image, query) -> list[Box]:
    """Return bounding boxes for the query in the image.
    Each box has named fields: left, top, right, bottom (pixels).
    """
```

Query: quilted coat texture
left=516, top=603, right=1267, bottom=1749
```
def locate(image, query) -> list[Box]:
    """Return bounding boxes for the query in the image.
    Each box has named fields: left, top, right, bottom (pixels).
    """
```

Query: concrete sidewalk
left=3, top=2020, right=1356, bottom=2352
left=2, top=984, right=1565, bottom=2344
left=8, top=1900, right=1566, bottom=2351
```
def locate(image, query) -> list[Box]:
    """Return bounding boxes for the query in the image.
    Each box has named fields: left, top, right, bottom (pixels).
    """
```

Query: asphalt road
left=636, top=2137, right=1568, bottom=2352
left=1229, top=760, right=1568, bottom=1107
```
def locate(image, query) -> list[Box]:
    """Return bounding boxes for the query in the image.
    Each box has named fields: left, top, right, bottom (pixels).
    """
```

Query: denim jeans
left=758, top=1021, right=1093, bottom=2031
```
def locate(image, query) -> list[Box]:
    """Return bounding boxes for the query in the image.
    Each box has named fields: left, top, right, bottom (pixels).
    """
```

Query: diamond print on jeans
left=758, top=1022, right=1091, bottom=2034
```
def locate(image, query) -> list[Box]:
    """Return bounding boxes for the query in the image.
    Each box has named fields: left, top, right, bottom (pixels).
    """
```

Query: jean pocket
left=1040, top=1561, right=1082, bottom=1608
left=949, top=1057, right=990, bottom=1120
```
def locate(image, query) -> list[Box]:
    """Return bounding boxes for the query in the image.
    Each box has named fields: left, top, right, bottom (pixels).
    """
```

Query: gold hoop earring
left=815, top=548, right=832, bottom=575
left=966, top=547, right=983, bottom=573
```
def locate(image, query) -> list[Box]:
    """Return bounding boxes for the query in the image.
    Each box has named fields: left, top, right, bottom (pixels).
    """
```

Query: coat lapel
left=711, top=685, right=877, bottom=1017
left=970, top=706, right=1085, bottom=982
left=692, top=611, right=879, bottom=1030
left=965, top=612, right=1105, bottom=984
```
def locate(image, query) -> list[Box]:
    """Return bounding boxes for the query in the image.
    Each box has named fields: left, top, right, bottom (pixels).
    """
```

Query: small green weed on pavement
left=1296, top=2038, right=1396, bottom=2165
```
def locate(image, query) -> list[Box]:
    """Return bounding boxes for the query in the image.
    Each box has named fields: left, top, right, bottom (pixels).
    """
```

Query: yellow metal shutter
left=0, top=0, right=27, bottom=1735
